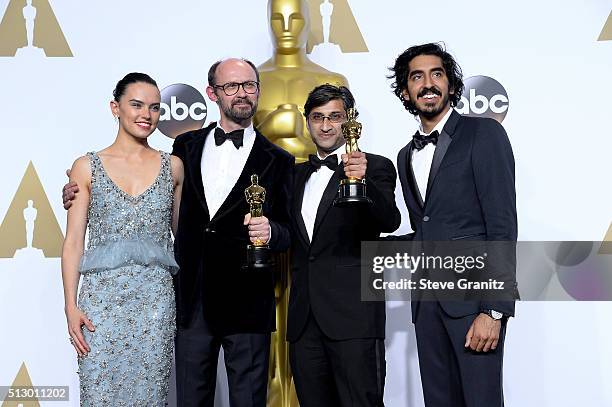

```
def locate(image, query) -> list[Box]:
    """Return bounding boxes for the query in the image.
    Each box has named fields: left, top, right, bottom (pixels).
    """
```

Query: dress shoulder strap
left=159, top=151, right=174, bottom=187
left=86, top=151, right=102, bottom=183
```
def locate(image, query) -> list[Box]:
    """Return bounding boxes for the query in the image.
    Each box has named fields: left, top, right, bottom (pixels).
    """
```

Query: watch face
left=491, top=310, right=504, bottom=320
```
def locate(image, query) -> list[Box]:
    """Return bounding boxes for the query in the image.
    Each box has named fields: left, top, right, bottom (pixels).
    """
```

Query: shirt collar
left=418, top=107, right=454, bottom=136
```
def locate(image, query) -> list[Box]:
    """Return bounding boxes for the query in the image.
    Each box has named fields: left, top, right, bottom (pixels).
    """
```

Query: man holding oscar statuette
left=287, top=84, right=401, bottom=407
left=169, top=58, right=293, bottom=407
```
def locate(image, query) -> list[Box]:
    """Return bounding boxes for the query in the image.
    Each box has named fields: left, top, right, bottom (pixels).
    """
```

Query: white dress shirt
left=411, top=108, right=454, bottom=201
left=201, top=123, right=256, bottom=218
left=301, top=145, right=345, bottom=242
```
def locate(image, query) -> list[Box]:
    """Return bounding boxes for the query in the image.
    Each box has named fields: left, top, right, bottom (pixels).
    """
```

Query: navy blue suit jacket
left=397, top=110, right=517, bottom=322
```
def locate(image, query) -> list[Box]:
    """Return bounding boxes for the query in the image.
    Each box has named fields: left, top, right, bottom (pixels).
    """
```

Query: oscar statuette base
left=244, top=244, right=274, bottom=270
left=333, top=178, right=373, bottom=207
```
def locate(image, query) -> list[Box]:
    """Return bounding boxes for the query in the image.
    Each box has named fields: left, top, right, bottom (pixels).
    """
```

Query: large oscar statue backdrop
left=254, top=1, right=348, bottom=405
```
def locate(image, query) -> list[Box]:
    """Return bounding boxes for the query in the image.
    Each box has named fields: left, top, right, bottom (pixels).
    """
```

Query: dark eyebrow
left=128, top=99, right=160, bottom=107
left=408, top=70, right=424, bottom=78
left=409, top=67, right=445, bottom=77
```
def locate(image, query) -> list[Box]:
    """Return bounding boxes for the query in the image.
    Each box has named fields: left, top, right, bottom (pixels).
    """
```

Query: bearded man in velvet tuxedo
left=167, top=58, right=294, bottom=407
left=288, top=84, right=401, bottom=407
left=389, top=43, right=517, bottom=407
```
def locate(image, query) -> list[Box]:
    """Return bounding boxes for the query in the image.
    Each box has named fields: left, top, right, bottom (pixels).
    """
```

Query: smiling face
left=306, top=98, right=347, bottom=157
left=268, top=0, right=309, bottom=53
left=111, top=82, right=161, bottom=139
left=402, top=54, right=453, bottom=122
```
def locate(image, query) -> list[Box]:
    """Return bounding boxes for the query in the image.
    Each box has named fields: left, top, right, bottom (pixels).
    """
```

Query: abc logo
left=158, top=84, right=207, bottom=139
left=456, top=76, right=509, bottom=123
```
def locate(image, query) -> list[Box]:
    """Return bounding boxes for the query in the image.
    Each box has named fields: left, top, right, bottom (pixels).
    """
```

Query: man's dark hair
left=113, top=72, right=158, bottom=102
left=208, top=58, right=260, bottom=86
left=388, top=42, right=464, bottom=115
left=303, top=84, right=357, bottom=118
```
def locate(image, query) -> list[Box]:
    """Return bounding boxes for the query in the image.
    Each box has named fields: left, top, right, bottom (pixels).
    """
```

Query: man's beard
left=415, top=87, right=449, bottom=119
left=221, top=97, right=257, bottom=122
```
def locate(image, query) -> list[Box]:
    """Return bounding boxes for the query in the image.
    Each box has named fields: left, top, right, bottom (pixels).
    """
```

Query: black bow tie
left=412, top=130, right=439, bottom=151
left=214, top=127, right=244, bottom=149
left=308, top=154, right=339, bottom=171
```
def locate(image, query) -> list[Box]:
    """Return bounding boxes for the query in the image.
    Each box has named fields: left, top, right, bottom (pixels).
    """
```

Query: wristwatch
left=482, top=309, right=504, bottom=320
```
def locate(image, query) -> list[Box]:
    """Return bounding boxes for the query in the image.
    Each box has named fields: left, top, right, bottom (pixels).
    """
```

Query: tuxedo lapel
left=398, top=142, right=424, bottom=215
left=407, top=142, right=426, bottom=208
left=311, top=166, right=343, bottom=242
left=425, top=110, right=461, bottom=202
left=425, top=132, right=451, bottom=201
left=212, top=131, right=275, bottom=221
left=293, top=164, right=312, bottom=246
left=184, top=123, right=214, bottom=220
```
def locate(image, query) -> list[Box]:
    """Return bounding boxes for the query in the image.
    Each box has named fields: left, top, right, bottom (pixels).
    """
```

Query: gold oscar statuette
left=244, top=174, right=272, bottom=269
left=333, top=107, right=372, bottom=206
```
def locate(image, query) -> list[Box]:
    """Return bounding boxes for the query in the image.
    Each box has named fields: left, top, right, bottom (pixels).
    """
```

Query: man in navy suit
left=388, top=43, right=517, bottom=407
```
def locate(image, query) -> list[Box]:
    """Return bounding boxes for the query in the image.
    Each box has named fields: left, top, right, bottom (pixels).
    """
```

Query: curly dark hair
left=388, top=43, right=464, bottom=115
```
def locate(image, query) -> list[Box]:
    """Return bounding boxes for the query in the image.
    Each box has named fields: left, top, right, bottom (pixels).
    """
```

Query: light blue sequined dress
left=77, top=151, right=178, bottom=406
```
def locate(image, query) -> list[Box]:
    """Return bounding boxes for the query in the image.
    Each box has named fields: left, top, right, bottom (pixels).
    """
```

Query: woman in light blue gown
left=61, top=73, right=184, bottom=406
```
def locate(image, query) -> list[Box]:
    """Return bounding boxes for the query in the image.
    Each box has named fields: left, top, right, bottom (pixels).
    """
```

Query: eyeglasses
left=308, top=112, right=347, bottom=124
left=213, top=81, right=259, bottom=96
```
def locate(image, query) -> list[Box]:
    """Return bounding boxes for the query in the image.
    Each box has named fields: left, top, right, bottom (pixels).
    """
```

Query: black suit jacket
left=397, top=110, right=517, bottom=322
left=287, top=153, right=401, bottom=342
left=172, top=122, right=294, bottom=334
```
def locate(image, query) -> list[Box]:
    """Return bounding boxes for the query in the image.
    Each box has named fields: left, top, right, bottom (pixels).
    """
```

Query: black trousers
left=289, top=312, right=386, bottom=407
left=415, top=301, right=507, bottom=407
left=175, top=304, right=271, bottom=407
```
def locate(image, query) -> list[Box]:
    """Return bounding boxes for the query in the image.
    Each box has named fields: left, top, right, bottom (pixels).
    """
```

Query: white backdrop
left=1, top=1, right=611, bottom=406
